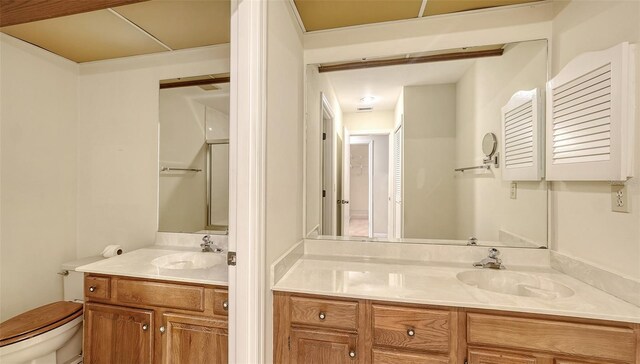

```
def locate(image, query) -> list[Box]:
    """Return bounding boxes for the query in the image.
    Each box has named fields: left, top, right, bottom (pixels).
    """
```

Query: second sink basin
left=457, top=270, right=574, bottom=299
left=152, top=252, right=225, bottom=270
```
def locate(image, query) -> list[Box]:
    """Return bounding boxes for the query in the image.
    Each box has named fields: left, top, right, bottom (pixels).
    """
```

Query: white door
left=341, top=128, right=351, bottom=235
left=393, top=125, right=402, bottom=239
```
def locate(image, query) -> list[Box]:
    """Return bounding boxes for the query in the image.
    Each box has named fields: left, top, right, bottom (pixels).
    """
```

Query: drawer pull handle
left=223, top=300, right=229, bottom=310
left=160, top=326, right=166, bottom=333
left=407, top=328, right=415, bottom=337
left=89, top=286, right=96, bottom=293
left=318, top=312, right=326, bottom=320
left=348, top=350, right=356, bottom=359
left=142, top=324, right=149, bottom=331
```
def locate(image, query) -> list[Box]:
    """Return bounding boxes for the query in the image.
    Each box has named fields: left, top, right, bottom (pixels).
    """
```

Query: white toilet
left=0, top=256, right=103, bottom=364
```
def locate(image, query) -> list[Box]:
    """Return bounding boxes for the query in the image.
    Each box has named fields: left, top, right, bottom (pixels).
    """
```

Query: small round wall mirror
left=482, top=133, right=498, bottom=158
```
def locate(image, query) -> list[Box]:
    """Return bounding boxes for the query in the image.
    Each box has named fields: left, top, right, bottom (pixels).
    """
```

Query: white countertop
left=77, top=245, right=228, bottom=286
left=272, top=255, right=640, bottom=324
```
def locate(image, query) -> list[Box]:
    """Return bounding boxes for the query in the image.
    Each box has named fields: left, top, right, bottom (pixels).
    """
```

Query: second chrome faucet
left=473, top=248, right=505, bottom=269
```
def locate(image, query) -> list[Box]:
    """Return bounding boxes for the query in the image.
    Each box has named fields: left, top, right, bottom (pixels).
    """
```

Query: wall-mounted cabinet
left=502, top=88, right=545, bottom=181
left=546, top=42, right=636, bottom=181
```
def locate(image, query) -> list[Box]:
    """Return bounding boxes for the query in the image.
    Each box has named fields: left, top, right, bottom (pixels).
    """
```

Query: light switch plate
left=510, top=182, right=517, bottom=199
left=611, top=184, right=630, bottom=213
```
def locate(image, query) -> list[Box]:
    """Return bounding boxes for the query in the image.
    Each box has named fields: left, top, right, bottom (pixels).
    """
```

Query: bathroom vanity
left=272, top=241, right=640, bottom=364
left=83, top=274, right=228, bottom=364
left=77, top=237, right=229, bottom=364
left=274, top=292, right=638, bottom=364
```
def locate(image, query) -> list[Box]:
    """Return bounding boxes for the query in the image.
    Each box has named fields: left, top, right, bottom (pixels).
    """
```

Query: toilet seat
left=0, top=301, right=83, bottom=347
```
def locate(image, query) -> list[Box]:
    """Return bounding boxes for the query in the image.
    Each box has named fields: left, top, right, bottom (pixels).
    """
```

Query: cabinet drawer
left=290, top=296, right=358, bottom=331
left=372, top=304, right=450, bottom=354
left=467, top=313, right=637, bottom=363
left=467, top=348, right=537, bottom=364
left=372, top=349, right=448, bottom=364
left=213, top=289, right=229, bottom=316
left=116, top=279, right=205, bottom=312
left=85, top=275, right=110, bottom=300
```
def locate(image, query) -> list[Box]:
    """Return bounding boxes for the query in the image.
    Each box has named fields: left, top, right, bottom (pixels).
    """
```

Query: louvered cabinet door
left=546, top=42, right=636, bottom=181
left=501, top=88, right=544, bottom=181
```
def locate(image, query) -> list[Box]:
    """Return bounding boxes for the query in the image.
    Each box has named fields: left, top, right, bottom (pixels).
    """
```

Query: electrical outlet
left=510, top=182, right=517, bottom=199
left=611, top=184, right=630, bottom=213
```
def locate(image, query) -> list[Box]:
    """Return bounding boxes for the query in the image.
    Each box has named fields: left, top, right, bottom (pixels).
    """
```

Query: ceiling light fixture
left=360, top=96, right=377, bottom=104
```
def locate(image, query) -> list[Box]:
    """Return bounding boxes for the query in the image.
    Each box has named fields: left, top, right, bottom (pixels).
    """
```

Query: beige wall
left=158, top=88, right=207, bottom=233
left=76, top=46, right=230, bottom=258
left=549, top=0, right=640, bottom=279
left=265, top=1, right=304, bottom=362
left=455, top=41, right=548, bottom=245
left=343, top=110, right=394, bottom=132
left=0, top=35, right=79, bottom=320
left=403, top=84, right=457, bottom=239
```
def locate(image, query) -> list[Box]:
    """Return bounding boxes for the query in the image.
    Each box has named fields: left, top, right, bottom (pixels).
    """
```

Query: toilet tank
left=61, top=256, right=104, bottom=302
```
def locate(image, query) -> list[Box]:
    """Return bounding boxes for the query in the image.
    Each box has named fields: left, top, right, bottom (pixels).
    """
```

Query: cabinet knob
left=223, top=300, right=229, bottom=311
left=142, top=324, right=149, bottom=331
left=89, top=286, right=96, bottom=293
left=159, top=326, right=166, bottom=333
left=348, top=350, right=356, bottom=359
left=407, top=328, right=415, bottom=337
left=318, top=312, right=326, bottom=320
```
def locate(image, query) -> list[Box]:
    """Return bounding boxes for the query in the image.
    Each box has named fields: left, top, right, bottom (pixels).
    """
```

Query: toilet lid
left=0, top=301, right=83, bottom=347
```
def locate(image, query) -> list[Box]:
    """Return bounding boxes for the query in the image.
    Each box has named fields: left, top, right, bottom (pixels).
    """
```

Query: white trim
left=287, top=0, right=307, bottom=33
left=418, top=0, right=428, bottom=17
left=228, top=0, right=267, bottom=362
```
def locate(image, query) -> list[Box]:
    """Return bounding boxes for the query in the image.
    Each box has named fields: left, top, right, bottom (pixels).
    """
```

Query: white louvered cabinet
left=546, top=42, right=636, bottom=181
left=501, top=89, right=544, bottom=181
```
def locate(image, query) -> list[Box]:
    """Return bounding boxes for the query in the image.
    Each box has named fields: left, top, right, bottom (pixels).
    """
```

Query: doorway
left=342, top=132, right=390, bottom=239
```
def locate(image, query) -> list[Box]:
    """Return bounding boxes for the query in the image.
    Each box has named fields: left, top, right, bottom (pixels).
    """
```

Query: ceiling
left=324, top=57, right=475, bottom=112
left=0, top=0, right=539, bottom=63
left=293, top=0, right=543, bottom=31
left=0, top=0, right=230, bottom=63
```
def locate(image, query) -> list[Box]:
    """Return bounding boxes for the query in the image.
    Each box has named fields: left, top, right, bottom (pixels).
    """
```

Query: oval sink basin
left=457, top=270, right=574, bottom=299
left=152, top=252, right=225, bottom=270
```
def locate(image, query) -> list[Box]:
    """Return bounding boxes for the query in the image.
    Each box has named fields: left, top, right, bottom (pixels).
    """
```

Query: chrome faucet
left=473, top=248, right=505, bottom=269
left=200, top=235, right=223, bottom=253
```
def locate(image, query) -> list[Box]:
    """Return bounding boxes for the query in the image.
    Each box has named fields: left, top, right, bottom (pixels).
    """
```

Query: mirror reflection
left=158, top=74, right=230, bottom=234
left=306, top=40, right=548, bottom=248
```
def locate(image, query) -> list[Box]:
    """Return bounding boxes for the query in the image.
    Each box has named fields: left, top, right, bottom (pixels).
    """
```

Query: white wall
left=549, top=0, right=640, bottom=279
left=455, top=41, right=548, bottom=245
left=403, top=84, right=457, bottom=239
left=348, top=144, right=369, bottom=219
left=158, top=88, right=207, bottom=232
left=343, top=110, right=394, bottom=132
left=76, top=46, right=229, bottom=258
left=0, top=35, right=78, bottom=320
left=265, top=1, right=304, bottom=362
left=305, top=66, right=343, bottom=236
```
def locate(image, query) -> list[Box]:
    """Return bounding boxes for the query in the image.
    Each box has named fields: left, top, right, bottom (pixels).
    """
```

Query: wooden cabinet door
left=468, top=348, right=538, bottom=364
left=84, top=303, right=154, bottom=364
left=290, top=328, right=359, bottom=364
left=162, top=313, right=228, bottom=364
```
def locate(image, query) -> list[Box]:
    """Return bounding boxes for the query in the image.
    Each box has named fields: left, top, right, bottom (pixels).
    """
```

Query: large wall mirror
left=158, top=74, right=230, bottom=234
left=305, top=39, right=549, bottom=248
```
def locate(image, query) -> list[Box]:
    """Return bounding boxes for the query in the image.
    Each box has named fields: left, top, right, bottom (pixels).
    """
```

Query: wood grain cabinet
left=84, top=274, right=228, bottom=364
left=273, top=292, right=640, bottom=364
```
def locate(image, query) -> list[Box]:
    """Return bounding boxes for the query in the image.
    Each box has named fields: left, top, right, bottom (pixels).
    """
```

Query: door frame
left=320, top=93, right=335, bottom=236
left=349, top=130, right=392, bottom=239
left=228, top=0, right=267, bottom=362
